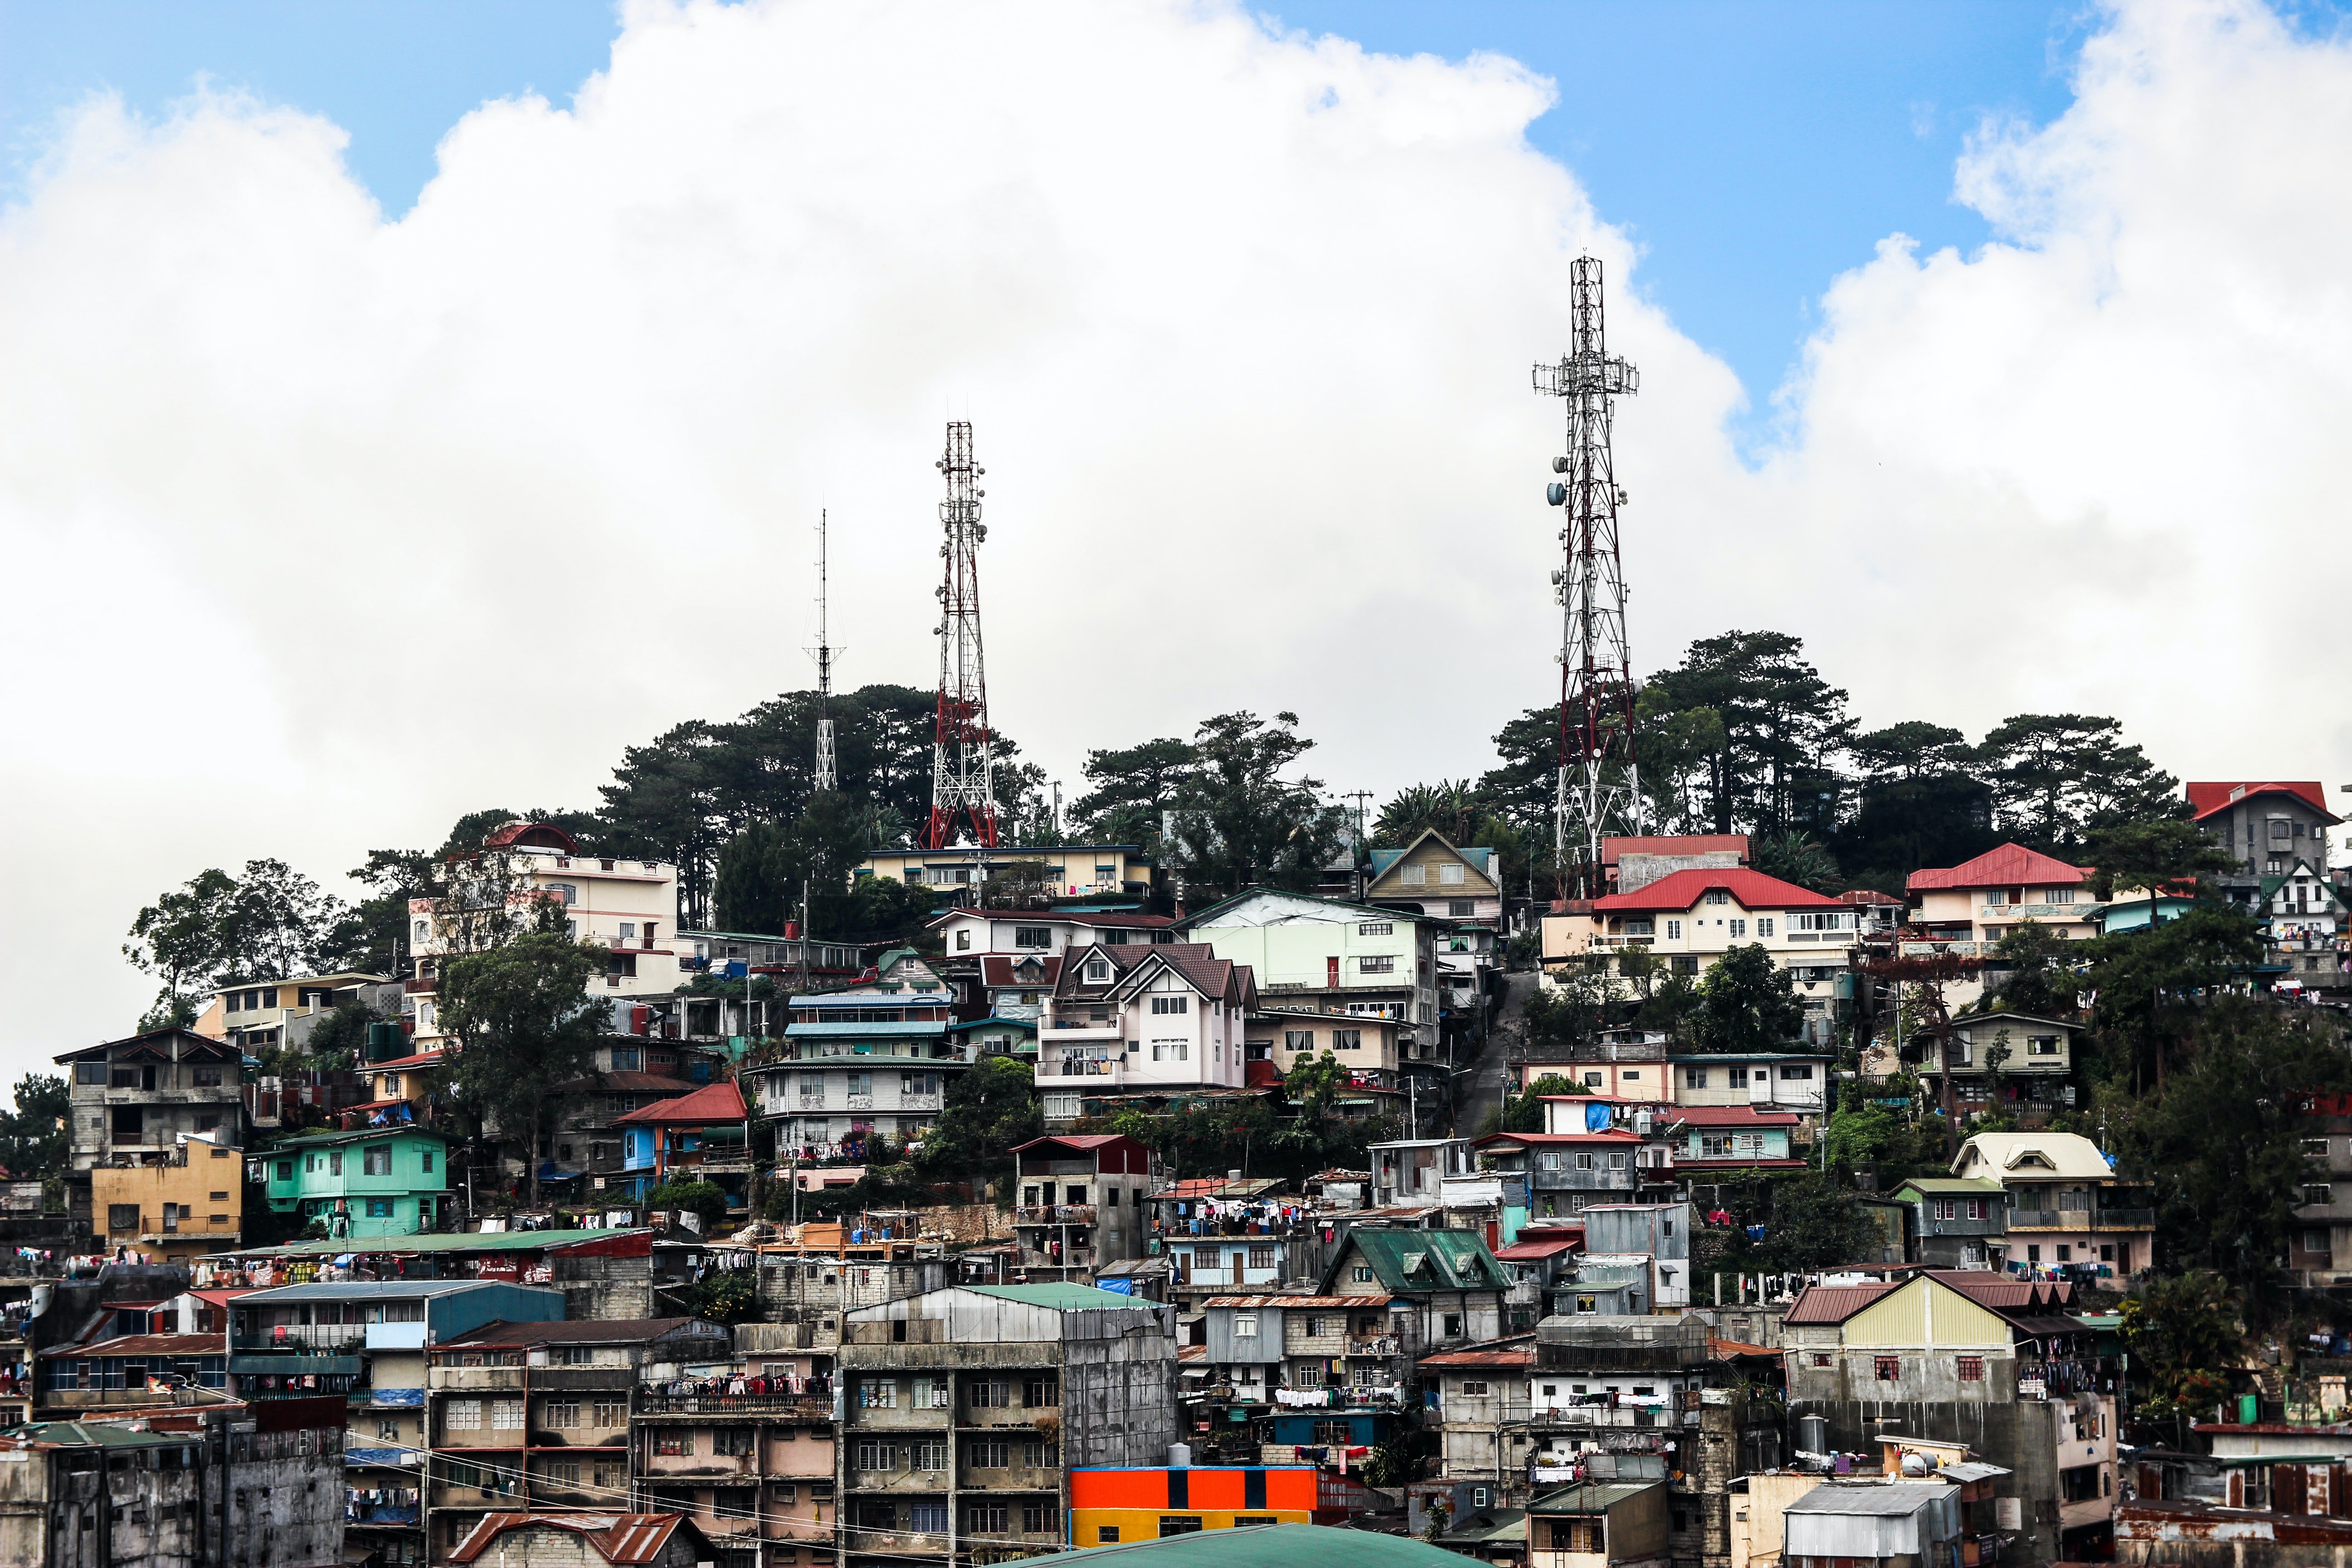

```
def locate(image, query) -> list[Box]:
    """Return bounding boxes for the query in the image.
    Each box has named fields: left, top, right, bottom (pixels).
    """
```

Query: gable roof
left=1907, top=843, right=2091, bottom=893
left=930, top=907, right=1174, bottom=931
left=1321, top=1228, right=1508, bottom=1294
left=980, top=954, right=1063, bottom=988
left=610, top=1079, right=747, bottom=1126
left=1952, top=1131, right=2114, bottom=1181
left=1592, top=867, right=1846, bottom=914
left=1177, top=887, right=1434, bottom=930
left=2189, top=780, right=2337, bottom=825
left=55, top=1026, right=242, bottom=1065
left=1365, top=829, right=1499, bottom=892
left=967, top=1283, right=1153, bottom=1310
left=449, top=1514, right=700, bottom=1565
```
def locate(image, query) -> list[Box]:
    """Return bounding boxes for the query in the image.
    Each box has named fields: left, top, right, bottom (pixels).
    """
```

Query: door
left=1328, top=957, right=1340, bottom=988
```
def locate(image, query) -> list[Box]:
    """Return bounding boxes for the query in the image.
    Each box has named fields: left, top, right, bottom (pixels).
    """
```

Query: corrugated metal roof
left=1784, top=1283, right=1900, bottom=1324
left=1529, top=1480, right=1664, bottom=1514
left=1594, top=867, right=1846, bottom=914
left=2189, top=781, right=2335, bottom=824
left=1906, top=843, right=2089, bottom=892
left=448, top=1513, right=693, bottom=1565
left=966, top=1283, right=1154, bottom=1310
left=439, top=1318, right=719, bottom=1348
left=1202, top=1295, right=1392, bottom=1309
left=1788, top=1482, right=1956, bottom=1516
left=610, top=1079, right=746, bottom=1124
left=1053, top=1522, right=1475, bottom=1568
left=39, top=1334, right=222, bottom=1359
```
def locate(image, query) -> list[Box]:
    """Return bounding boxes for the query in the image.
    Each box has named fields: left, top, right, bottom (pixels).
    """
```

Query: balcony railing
left=1016, top=1205, right=1096, bottom=1225
left=1052, top=1059, right=1122, bottom=1079
left=234, top=1326, right=368, bottom=1355
left=636, top=1392, right=833, bottom=1417
left=2092, top=1208, right=2155, bottom=1229
left=2007, top=1210, right=2064, bottom=1229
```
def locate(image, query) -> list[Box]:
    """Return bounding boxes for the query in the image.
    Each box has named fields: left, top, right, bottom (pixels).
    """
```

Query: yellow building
left=857, top=842, right=1153, bottom=899
left=90, top=1143, right=245, bottom=1262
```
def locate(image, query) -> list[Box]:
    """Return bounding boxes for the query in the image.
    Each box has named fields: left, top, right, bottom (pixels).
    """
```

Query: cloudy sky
left=1, top=0, right=2347, bottom=1081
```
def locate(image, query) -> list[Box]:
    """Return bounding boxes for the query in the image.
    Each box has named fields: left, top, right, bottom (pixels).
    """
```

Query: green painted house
left=264, top=1127, right=452, bottom=1239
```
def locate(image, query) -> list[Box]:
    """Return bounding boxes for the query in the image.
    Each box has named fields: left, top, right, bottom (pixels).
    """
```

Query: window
left=1811, top=1353, right=1831, bottom=1368
left=910, top=1440, right=947, bottom=1471
left=1875, top=1357, right=1900, bottom=1381
left=1085, top=958, right=1110, bottom=983
left=1285, top=1030, right=1314, bottom=1053
left=858, top=1378, right=898, bottom=1409
left=1023, top=1441, right=1059, bottom=1469
left=1024, top=1374, right=1060, bottom=1406
left=1357, top=922, right=1392, bottom=936
left=966, top=1504, right=1009, bottom=1535
left=1779, top=1065, right=1813, bottom=1080
left=1574, top=1294, right=1597, bottom=1314
left=1150, top=995, right=1190, bottom=1014
left=1957, top=1357, right=1984, bottom=1382
left=1684, top=1068, right=1708, bottom=1088
left=328, top=1152, right=343, bottom=1176
left=2273, top=819, right=2294, bottom=841
left=1400, top=864, right=1426, bottom=885
left=1443, top=1313, right=1464, bottom=1338
left=1621, top=1069, right=1641, bottom=1082
left=1583, top=1072, right=1603, bottom=1088
left=1024, top=1503, right=1060, bottom=1534
left=854, top=1438, right=893, bottom=1470
left=1757, top=918, right=1775, bottom=937
left=1352, top=1265, right=1374, bottom=1283
left=701, top=1427, right=746, bottom=1457
left=2051, top=887, right=2075, bottom=904
left=1014, top=925, right=1051, bottom=949
left=1728, top=918, right=1747, bottom=938
left=107, top=1204, right=139, bottom=1232
left=274, top=1161, right=293, bottom=1181
left=1359, top=955, right=1395, bottom=974
left=1158, top=1516, right=1203, bottom=1537
left=420, top=1149, right=435, bottom=1173
left=75, top=1062, right=107, bottom=1085
left=968, top=1380, right=1011, bottom=1408
left=1705, top=890, right=1729, bottom=906
left=1150, top=1041, right=1189, bottom=1062
left=544, top=1400, right=581, bottom=1429
left=446, top=1399, right=483, bottom=1431
left=593, top=1397, right=625, bottom=1426
left=1460, top=1380, right=1490, bottom=1396
left=1098, top=1528, right=1122, bottom=1544
left=956, top=929, right=972, bottom=951
left=1448, top=899, right=1475, bottom=917
left=365, top=1199, right=393, bottom=1218
left=491, top=1399, right=524, bottom=1430
left=1333, top=1029, right=1361, bottom=1051
left=1312, top=1420, right=1356, bottom=1445
left=363, top=1145, right=392, bottom=1176
left=2028, top=1036, right=2063, bottom=1056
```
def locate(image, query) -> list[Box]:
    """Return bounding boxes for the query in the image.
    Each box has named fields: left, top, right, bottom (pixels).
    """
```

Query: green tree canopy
left=2086, top=819, right=2237, bottom=906
left=1072, top=737, right=1200, bottom=856
left=1977, top=713, right=2181, bottom=853
left=439, top=930, right=603, bottom=1208
left=124, top=860, right=349, bottom=1026
left=1973, top=922, right=2085, bottom=1018
left=1165, top=711, right=1346, bottom=901
left=917, top=1055, right=1042, bottom=1180
left=0, top=1074, right=69, bottom=1178
left=1752, top=831, right=1843, bottom=893
left=1693, top=944, right=1806, bottom=1052
left=1642, top=631, right=1853, bottom=836
left=2118, top=1270, right=2244, bottom=1417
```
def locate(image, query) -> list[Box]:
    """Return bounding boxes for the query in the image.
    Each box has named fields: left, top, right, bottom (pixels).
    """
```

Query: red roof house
left=1905, top=843, right=2091, bottom=893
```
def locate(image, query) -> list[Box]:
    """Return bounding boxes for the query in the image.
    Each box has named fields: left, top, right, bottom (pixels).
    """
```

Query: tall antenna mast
left=1534, top=255, right=1642, bottom=899
left=811, top=510, right=838, bottom=794
left=925, top=421, right=999, bottom=850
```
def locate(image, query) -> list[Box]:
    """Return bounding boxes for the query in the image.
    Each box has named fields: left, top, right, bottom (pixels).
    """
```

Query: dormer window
left=1704, top=891, right=1729, bottom=906
left=1085, top=958, right=1109, bottom=984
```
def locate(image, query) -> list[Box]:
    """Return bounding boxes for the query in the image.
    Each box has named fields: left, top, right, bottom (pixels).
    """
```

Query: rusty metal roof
left=1784, top=1283, right=1900, bottom=1324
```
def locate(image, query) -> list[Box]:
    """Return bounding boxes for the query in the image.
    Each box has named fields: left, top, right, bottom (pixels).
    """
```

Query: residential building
left=1889, top=1177, right=2009, bottom=1269
left=220, top=1226, right=666, bottom=1322
left=630, top=1323, right=839, bottom=1568
left=2289, top=1092, right=2352, bottom=1289
left=1197, top=1293, right=1406, bottom=1426
left=954, top=1016, right=1036, bottom=1063
left=858, top=843, right=1155, bottom=900
left=1319, top=1229, right=1514, bottom=1350
left=1419, top=1338, right=1534, bottom=1485
left=425, top=1317, right=731, bottom=1558
left=1838, top=889, right=1906, bottom=936
left=1035, top=942, right=1256, bottom=1115
left=1551, top=870, right=1858, bottom=1045
left=1175, top=891, right=1441, bottom=1061
left=979, top=953, right=1062, bottom=1021
left=750, top=1232, right=958, bottom=1367
left=1669, top=1052, right=1830, bottom=1114
left=2191, top=1419, right=2352, bottom=1512
left=261, top=1126, right=452, bottom=1239
left=934, top=907, right=1176, bottom=960
left=1009, top=1133, right=1156, bottom=1274
left=1951, top=1131, right=2154, bottom=1280
left=447, top=1513, right=715, bottom=1568
left=57, top=1027, right=246, bottom=1173
left=2190, top=779, right=2338, bottom=881
left=750, top=983, right=971, bottom=1159
left=834, top=1283, right=1179, bottom=1568
left=1782, top=1481, right=1960, bottom=1568
left=1364, top=830, right=1507, bottom=1021
left=1654, top=1107, right=1808, bottom=1183
left=2249, top=857, right=2347, bottom=994
left=1371, top=1138, right=1475, bottom=1210
left=612, top=1079, right=752, bottom=1208
left=676, top=926, right=867, bottom=988
left=1477, top=1131, right=1659, bottom=1225
left=1245, top=1009, right=1406, bottom=1090
left=1578, top=1205, right=1694, bottom=1310
left=1526, top=1480, right=1670, bottom=1568
left=0, top=1409, right=348, bottom=1568
left=1902, top=843, right=2102, bottom=1009
left=1783, top=1270, right=2117, bottom=1563
left=1918, top=1014, right=2082, bottom=1123
left=191, top=971, right=398, bottom=1054
left=1543, top=1059, right=1671, bottom=1102
left=409, top=822, right=687, bottom=1039
left=89, top=1138, right=246, bottom=1263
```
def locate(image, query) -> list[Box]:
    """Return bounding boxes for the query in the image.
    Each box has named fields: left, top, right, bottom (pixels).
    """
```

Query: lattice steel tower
left=1533, top=255, right=1642, bottom=898
left=924, top=421, right=1000, bottom=849
left=810, top=510, right=838, bottom=793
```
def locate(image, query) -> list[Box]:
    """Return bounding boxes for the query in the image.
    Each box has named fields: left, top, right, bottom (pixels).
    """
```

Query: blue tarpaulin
left=1584, top=1101, right=1612, bottom=1132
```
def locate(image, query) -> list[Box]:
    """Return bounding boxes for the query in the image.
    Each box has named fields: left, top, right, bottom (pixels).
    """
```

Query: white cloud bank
left=0, top=0, right=2344, bottom=1075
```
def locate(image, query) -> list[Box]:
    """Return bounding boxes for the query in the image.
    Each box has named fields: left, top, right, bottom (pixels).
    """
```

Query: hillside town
left=2, top=300, right=2350, bottom=1568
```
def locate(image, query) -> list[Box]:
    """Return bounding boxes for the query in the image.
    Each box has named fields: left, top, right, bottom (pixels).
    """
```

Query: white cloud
left=0, top=0, right=2346, bottom=1079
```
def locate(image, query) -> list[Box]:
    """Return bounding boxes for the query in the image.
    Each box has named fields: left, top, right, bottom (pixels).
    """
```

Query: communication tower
left=925, top=421, right=999, bottom=849
left=810, top=510, right=838, bottom=793
left=1533, top=255, right=1642, bottom=898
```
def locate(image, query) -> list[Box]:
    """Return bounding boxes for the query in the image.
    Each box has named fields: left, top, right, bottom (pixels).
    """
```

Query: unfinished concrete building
left=836, top=1283, right=1178, bottom=1568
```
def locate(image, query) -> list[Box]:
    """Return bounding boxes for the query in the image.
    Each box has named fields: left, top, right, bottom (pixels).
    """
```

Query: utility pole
left=811, top=510, right=838, bottom=794
left=925, top=422, right=999, bottom=852
left=1534, top=256, right=1642, bottom=900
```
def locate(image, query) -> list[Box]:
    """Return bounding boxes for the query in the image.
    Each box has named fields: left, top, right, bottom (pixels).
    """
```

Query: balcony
left=1532, top=1404, right=1697, bottom=1430
left=1016, top=1205, right=1097, bottom=1226
left=636, top=1393, right=833, bottom=1417
left=1346, top=1336, right=1400, bottom=1358
left=2007, top=1210, right=2065, bottom=1230
left=2092, top=1208, right=2155, bottom=1230
left=234, top=1325, right=368, bottom=1355
left=1049, top=1059, right=1124, bottom=1081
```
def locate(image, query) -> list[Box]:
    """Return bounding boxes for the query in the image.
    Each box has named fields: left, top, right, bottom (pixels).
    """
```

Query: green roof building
left=262, top=1125, right=452, bottom=1238
left=1319, top=1227, right=1515, bottom=1356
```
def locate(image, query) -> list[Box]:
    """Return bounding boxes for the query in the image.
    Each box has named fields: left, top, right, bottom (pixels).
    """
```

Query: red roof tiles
left=609, top=1080, right=746, bottom=1125
left=1905, top=843, right=2090, bottom=892
left=981, top=954, right=1063, bottom=988
left=1592, top=867, right=1847, bottom=914
left=1602, top=835, right=1749, bottom=866
left=2188, top=780, right=2337, bottom=825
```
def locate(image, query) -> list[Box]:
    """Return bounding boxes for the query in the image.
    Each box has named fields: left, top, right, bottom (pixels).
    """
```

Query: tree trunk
left=526, top=1094, right=543, bottom=1209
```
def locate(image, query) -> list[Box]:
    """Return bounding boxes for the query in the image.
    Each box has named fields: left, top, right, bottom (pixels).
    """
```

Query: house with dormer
left=1320, top=1227, right=1514, bottom=1363
left=2251, top=856, right=2347, bottom=995
left=1903, top=843, right=2102, bottom=1009
left=1035, top=941, right=1258, bottom=1124
left=980, top=952, right=1062, bottom=1021
left=1176, top=889, right=1441, bottom=1067
left=1366, top=829, right=1507, bottom=1016
left=1952, top=1131, right=2153, bottom=1281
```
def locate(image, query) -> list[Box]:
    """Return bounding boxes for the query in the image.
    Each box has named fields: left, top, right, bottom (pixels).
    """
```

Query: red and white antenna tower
left=924, top=421, right=999, bottom=850
left=1534, top=255, right=1642, bottom=899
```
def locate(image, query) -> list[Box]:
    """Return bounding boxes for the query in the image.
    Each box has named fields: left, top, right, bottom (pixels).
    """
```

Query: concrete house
left=1919, top=1014, right=2082, bottom=1122
left=1200, top=1292, right=1406, bottom=1407
left=612, top=1079, right=752, bottom=1207
left=447, top=1513, right=715, bottom=1568
left=58, top=1026, right=246, bottom=1172
left=859, top=843, right=1155, bottom=902
left=1420, top=1338, right=1536, bottom=1485
left=1175, top=891, right=1441, bottom=1061
left=1654, top=1107, right=1808, bottom=1180
left=1951, top=1131, right=2153, bottom=1281
left=1902, top=844, right=2102, bottom=1009
left=1669, top=1051, right=1830, bottom=1114
left=1320, top=1229, right=1513, bottom=1354
left=1782, top=1481, right=1960, bottom=1568
left=752, top=985, right=971, bottom=1159
left=91, top=1137, right=247, bottom=1264
left=1009, top=1133, right=1156, bottom=1274
left=1036, top=942, right=1256, bottom=1118
left=1526, top=1480, right=1670, bottom=1568
left=1889, top=1177, right=2009, bottom=1270
left=262, top=1126, right=452, bottom=1238
left=932, top=907, right=1176, bottom=960
left=2191, top=779, right=2338, bottom=882
left=1364, top=829, right=1508, bottom=1016
left=191, top=970, right=397, bottom=1054
left=834, top=1283, right=1179, bottom=1568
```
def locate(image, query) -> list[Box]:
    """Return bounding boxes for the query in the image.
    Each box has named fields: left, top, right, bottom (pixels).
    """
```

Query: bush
left=644, top=1179, right=730, bottom=1230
